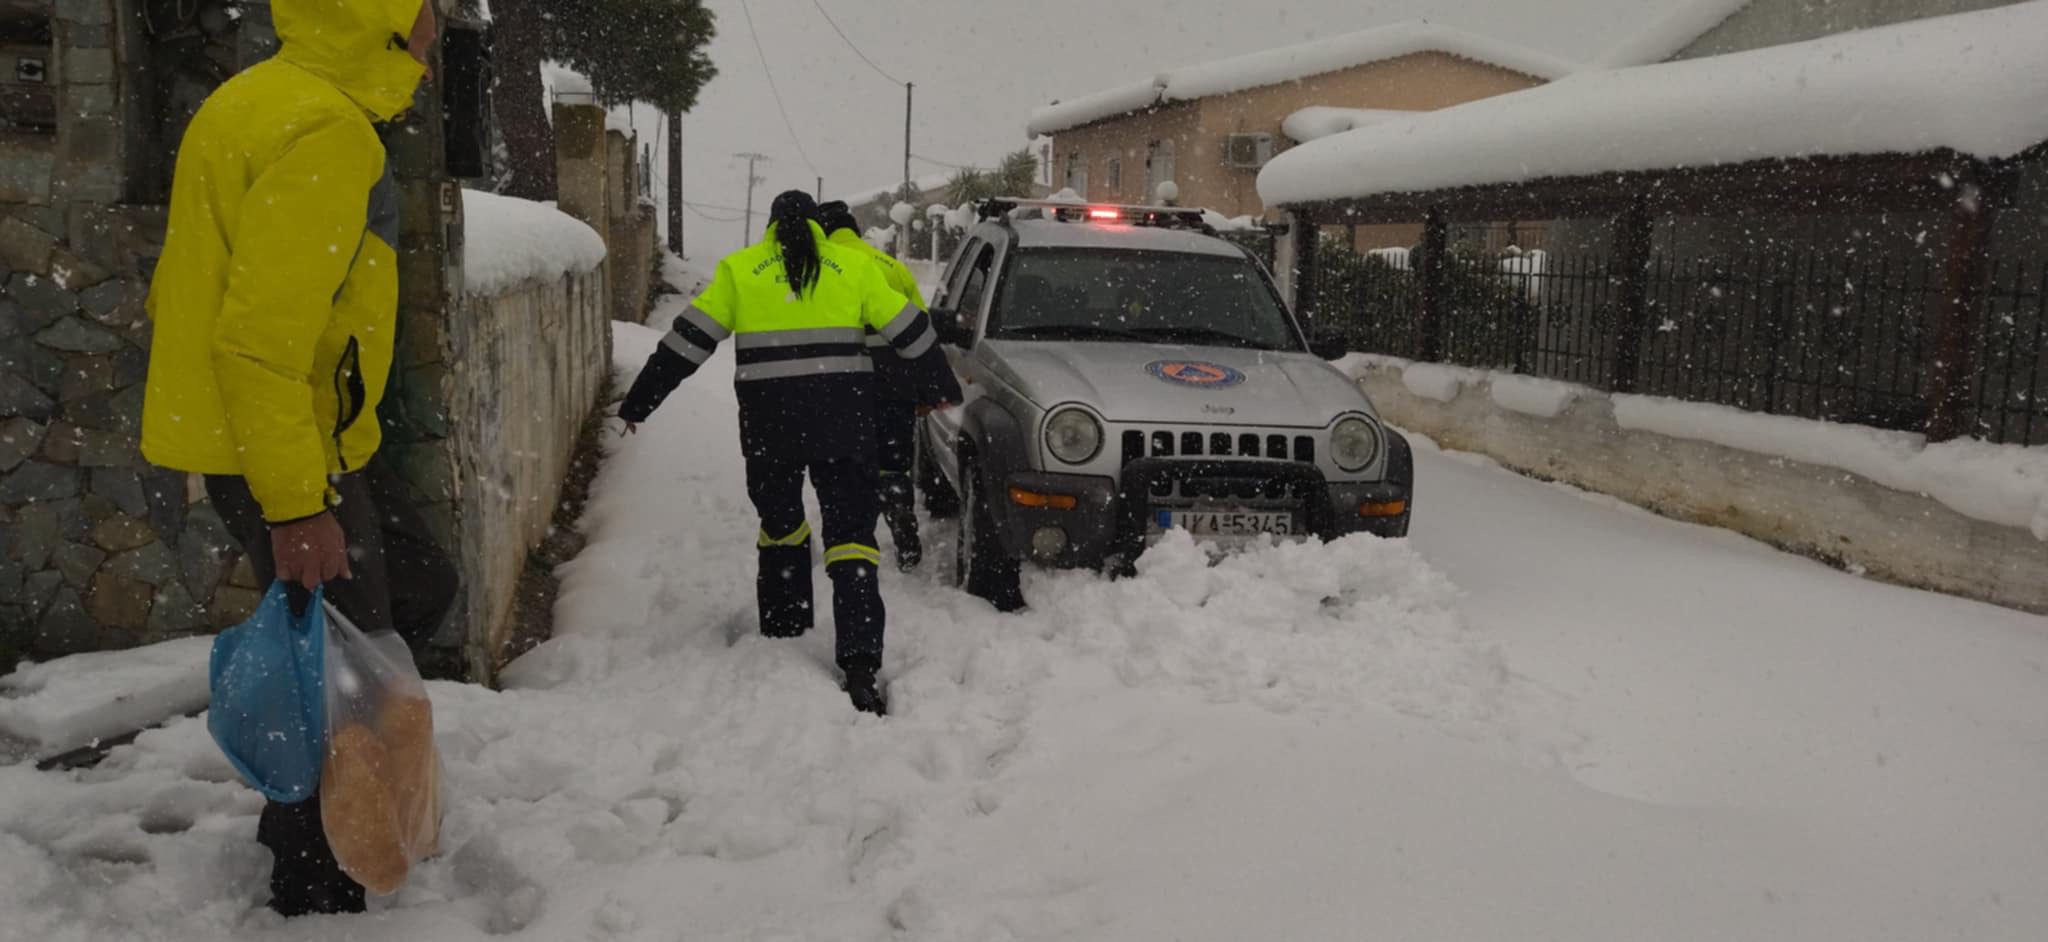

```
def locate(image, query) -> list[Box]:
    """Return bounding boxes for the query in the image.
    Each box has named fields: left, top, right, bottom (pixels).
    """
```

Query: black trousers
left=207, top=461, right=459, bottom=910
left=745, top=445, right=885, bottom=672
left=876, top=398, right=918, bottom=518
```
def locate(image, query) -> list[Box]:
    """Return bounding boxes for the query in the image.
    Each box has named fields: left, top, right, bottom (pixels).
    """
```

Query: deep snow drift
left=2, top=285, right=2045, bottom=940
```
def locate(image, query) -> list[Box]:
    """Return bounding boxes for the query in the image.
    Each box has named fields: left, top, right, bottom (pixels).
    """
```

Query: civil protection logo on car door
left=1146, top=360, right=1245, bottom=388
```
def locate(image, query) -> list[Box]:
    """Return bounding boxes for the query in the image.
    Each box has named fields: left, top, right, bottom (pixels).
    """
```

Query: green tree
left=944, top=167, right=992, bottom=206
left=489, top=0, right=718, bottom=200
left=993, top=148, right=1038, bottom=198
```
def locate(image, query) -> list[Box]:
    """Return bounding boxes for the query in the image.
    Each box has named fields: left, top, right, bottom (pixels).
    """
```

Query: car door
left=925, top=235, right=1002, bottom=482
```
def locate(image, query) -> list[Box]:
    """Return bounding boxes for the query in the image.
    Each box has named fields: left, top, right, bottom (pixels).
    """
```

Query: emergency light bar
left=977, top=197, right=1210, bottom=230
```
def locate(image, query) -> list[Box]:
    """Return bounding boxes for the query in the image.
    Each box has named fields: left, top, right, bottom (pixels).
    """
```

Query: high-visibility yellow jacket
left=827, top=228, right=927, bottom=314
left=141, top=0, right=426, bottom=523
left=620, top=221, right=963, bottom=450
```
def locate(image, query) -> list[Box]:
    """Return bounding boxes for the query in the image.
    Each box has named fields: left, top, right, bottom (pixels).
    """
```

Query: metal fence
left=1312, top=247, right=2048, bottom=446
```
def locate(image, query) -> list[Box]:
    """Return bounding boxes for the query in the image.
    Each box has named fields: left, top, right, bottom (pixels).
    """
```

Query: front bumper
left=990, top=458, right=1411, bottom=569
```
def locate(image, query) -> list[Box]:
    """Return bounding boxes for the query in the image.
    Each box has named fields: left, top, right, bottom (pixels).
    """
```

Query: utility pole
left=668, top=112, right=684, bottom=256
left=816, top=176, right=823, bottom=200
left=899, top=82, right=913, bottom=258
left=735, top=151, right=769, bottom=243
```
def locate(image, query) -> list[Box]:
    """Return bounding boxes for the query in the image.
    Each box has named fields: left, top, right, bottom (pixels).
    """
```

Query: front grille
left=1118, top=426, right=1319, bottom=500
left=1118, top=426, right=1315, bottom=466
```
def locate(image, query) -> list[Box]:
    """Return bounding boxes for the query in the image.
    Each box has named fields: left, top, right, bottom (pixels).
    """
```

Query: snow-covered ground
left=3, top=277, right=2047, bottom=940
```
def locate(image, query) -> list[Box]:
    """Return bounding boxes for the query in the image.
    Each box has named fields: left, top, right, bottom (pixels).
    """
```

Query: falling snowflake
left=1657, top=319, right=1678, bottom=333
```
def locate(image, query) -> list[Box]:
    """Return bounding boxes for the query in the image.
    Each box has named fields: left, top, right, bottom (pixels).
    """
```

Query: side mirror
left=1310, top=327, right=1348, bottom=361
left=930, top=307, right=971, bottom=347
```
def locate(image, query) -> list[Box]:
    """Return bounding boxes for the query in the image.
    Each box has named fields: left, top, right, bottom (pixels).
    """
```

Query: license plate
left=1153, top=510, right=1295, bottom=536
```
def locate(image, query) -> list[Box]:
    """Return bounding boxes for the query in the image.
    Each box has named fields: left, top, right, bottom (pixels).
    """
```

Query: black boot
left=842, top=664, right=888, bottom=716
left=885, top=508, right=922, bottom=572
left=260, top=796, right=366, bottom=917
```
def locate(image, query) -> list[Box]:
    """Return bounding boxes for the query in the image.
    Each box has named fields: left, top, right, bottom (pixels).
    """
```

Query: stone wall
left=609, top=205, right=654, bottom=323
left=0, top=199, right=269, bottom=656
left=1352, top=361, right=2048, bottom=615
left=441, top=268, right=609, bottom=673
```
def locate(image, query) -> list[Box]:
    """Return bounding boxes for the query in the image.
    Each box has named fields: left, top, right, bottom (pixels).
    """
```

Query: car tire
left=956, top=461, right=1024, bottom=612
left=918, top=427, right=961, bottom=520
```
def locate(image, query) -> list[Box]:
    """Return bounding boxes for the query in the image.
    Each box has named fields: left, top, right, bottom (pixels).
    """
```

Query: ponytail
left=769, top=190, right=821, bottom=296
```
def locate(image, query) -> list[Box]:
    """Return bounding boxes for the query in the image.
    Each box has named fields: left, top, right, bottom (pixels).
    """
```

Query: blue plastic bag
left=207, top=583, right=327, bottom=803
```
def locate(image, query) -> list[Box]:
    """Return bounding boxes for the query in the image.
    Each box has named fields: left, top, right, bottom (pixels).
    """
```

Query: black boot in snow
left=842, top=667, right=888, bottom=716
left=885, top=509, right=922, bottom=572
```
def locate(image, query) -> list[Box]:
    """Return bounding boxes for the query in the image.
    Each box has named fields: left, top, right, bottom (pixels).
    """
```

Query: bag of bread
left=318, top=601, right=443, bottom=896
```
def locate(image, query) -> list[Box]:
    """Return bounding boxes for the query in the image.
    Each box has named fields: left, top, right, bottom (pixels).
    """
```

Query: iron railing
left=1313, top=246, right=2048, bottom=445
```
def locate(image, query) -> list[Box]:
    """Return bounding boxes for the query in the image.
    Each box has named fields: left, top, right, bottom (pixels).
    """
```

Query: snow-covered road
left=3, top=294, right=2046, bottom=941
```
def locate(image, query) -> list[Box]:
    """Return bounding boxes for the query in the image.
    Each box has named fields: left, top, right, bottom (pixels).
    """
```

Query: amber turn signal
left=1010, top=487, right=1079, bottom=510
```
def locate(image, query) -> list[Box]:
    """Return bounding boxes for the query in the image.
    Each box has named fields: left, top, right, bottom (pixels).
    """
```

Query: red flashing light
left=1088, top=208, right=1121, bottom=221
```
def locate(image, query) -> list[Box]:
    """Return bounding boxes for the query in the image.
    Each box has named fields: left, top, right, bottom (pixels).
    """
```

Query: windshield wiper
left=999, top=324, right=1150, bottom=342
left=1128, top=326, right=1278, bottom=350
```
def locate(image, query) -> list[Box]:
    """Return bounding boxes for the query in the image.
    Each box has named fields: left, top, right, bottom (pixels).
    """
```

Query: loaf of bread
left=321, top=723, right=408, bottom=894
left=321, top=693, right=442, bottom=895
left=378, top=695, right=441, bottom=858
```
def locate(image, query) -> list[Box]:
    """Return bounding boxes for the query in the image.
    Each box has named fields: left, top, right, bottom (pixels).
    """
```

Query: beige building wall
left=1046, top=100, right=1203, bottom=206
left=1048, top=52, right=1545, bottom=219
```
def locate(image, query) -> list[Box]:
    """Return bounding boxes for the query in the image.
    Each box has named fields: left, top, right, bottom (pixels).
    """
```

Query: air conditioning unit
left=1225, top=132, right=1274, bottom=169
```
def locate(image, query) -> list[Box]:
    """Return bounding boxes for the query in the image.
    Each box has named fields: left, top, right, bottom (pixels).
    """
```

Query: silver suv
left=918, top=200, right=1412, bottom=610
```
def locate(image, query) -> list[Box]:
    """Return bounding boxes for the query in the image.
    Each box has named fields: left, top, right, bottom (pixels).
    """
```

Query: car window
left=956, top=245, right=998, bottom=331
left=987, top=248, right=1302, bottom=351
left=936, top=238, right=983, bottom=311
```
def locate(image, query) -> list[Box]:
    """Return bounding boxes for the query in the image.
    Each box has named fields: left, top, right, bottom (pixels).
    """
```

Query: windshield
left=987, top=248, right=1303, bottom=351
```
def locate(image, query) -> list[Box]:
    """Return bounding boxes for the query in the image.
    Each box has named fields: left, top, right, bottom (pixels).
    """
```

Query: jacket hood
left=275, top=0, right=427, bottom=121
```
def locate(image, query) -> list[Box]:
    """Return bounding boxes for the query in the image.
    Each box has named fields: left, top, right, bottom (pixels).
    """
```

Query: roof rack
left=976, top=197, right=1215, bottom=233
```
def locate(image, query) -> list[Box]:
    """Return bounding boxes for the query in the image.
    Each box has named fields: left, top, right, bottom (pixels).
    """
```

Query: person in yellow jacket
left=620, top=191, right=961, bottom=716
left=814, top=201, right=951, bottom=571
left=140, top=0, right=455, bottom=918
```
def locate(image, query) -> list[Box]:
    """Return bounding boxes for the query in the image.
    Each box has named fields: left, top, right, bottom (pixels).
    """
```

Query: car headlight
left=1330, top=416, right=1381, bottom=472
left=1044, top=408, right=1103, bottom=465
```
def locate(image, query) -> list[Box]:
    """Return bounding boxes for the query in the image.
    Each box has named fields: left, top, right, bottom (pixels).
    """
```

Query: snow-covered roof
left=1258, top=2, right=2048, bottom=208
left=1025, top=21, right=1580, bottom=137
left=1281, top=107, right=1419, bottom=143
left=462, top=189, right=608, bottom=296
left=1593, top=0, right=1753, bottom=68
left=1026, top=81, right=1164, bottom=140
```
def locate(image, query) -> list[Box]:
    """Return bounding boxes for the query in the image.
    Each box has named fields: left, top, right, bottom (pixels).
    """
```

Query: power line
left=809, top=0, right=902, bottom=85
left=738, top=0, right=818, bottom=175
left=911, top=153, right=988, bottom=171
left=684, top=203, right=746, bottom=223
left=683, top=198, right=752, bottom=214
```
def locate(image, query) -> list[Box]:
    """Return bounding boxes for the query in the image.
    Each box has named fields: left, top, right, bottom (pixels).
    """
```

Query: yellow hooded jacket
left=142, top=0, right=427, bottom=523
left=826, top=228, right=927, bottom=315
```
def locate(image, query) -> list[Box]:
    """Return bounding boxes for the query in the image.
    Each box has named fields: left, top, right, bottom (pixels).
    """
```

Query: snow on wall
left=1592, top=0, right=1755, bottom=67
left=0, top=637, right=212, bottom=755
left=1258, top=2, right=2048, bottom=206
left=1282, top=107, right=1420, bottom=143
left=462, top=189, right=608, bottom=297
left=1612, top=395, right=2048, bottom=541
left=1489, top=374, right=1579, bottom=419
left=1498, top=249, right=1548, bottom=300
left=1362, top=247, right=1413, bottom=271
left=1402, top=363, right=1483, bottom=403
left=1026, top=21, right=1580, bottom=137
left=1200, top=210, right=1263, bottom=232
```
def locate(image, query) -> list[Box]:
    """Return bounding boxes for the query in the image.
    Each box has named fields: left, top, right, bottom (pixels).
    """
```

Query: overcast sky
left=631, top=0, right=1699, bottom=257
